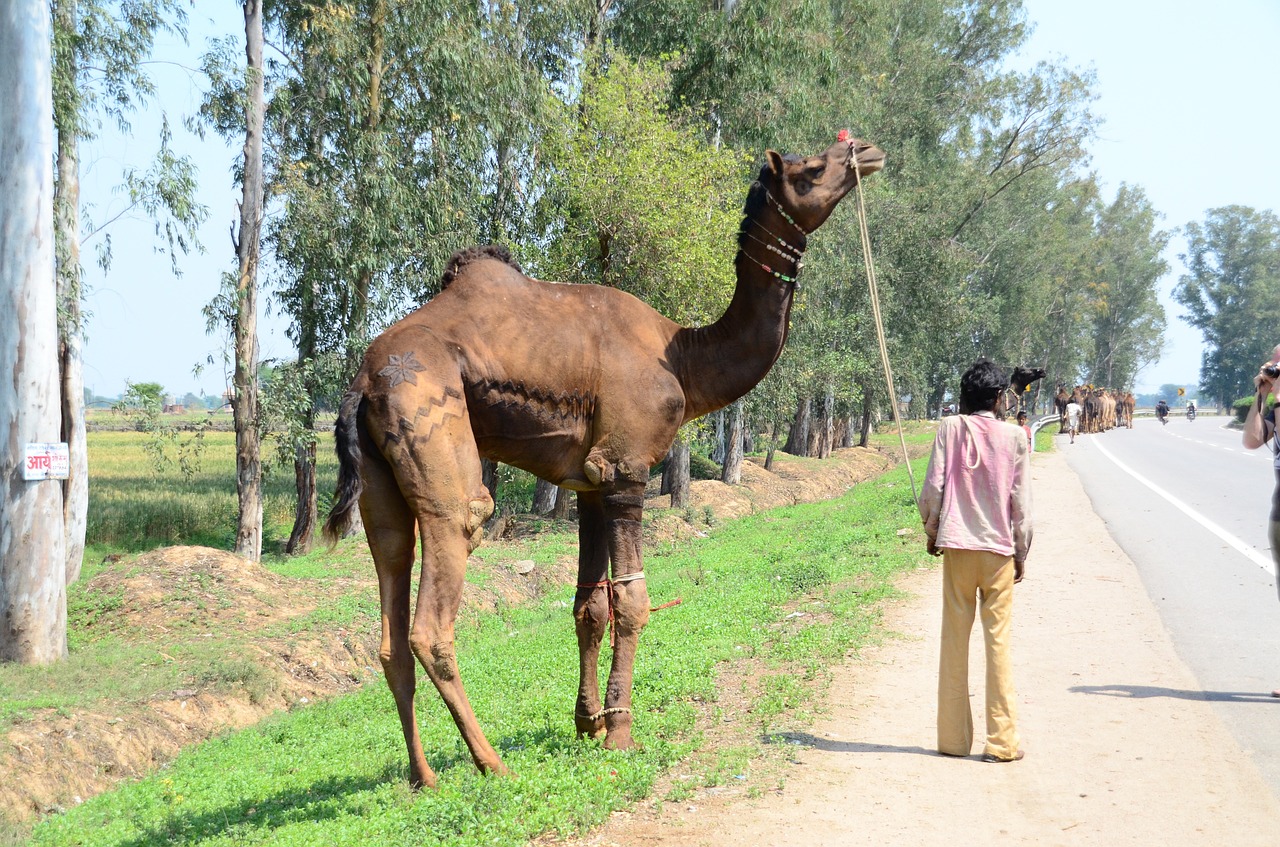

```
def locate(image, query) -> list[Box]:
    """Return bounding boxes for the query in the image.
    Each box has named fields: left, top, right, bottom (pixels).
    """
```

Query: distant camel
left=323, top=135, right=886, bottom=788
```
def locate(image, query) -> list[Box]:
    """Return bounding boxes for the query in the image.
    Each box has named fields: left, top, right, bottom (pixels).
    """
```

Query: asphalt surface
left=1062, top=414, right=1280, bottom=797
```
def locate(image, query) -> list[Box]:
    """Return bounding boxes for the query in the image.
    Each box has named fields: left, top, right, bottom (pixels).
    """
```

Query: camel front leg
left=600, top=484, right=651, bottom=750
left=574, top=491, right=611, bottom=739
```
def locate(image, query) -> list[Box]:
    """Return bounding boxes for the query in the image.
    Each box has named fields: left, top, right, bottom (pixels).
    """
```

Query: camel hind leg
left=358, top=443, right=437, bottom=788
left=375, top=383, right=508, bottom=778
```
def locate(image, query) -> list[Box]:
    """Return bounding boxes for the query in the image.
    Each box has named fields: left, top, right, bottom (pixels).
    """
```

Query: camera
left=1265, top=364, right=1280, bottom=379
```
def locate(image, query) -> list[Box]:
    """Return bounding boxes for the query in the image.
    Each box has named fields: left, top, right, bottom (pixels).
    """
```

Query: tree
left=1175, top=207, right=1280, bottom=406
left=212, top=0, right=268, bottom=562
left=1083, top=185, right=1168, bottom=388
left=1, top=0, right=67, bottom=663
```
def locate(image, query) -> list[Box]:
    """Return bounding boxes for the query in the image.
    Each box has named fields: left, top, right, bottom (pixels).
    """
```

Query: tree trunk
left=710, top=409, right=726, bottom=464
left=286, top=413, right=316, bottom=555
left=286, top=277, right=318, bottom=554
left=552, top=487, right=572, bottom=519
left=232, top=0, right=265, bottom=562
left=482, top=459, right=499, bottom=503
left=0, top=0, right=67, bottom=663
left=532, top=477, right=558, bottom=515
left=721, top=399, right=744, bottom=484
left=784, top=396, right=810, bottom=455
left=52, top=0, right=86, bottom=585
left=663, top=437, right=690, bottom=509
left=816, top=386, right=834, bottom=459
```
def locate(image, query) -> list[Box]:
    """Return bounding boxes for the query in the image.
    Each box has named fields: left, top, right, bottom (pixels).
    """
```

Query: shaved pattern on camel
left=381, top=386, right=466, bottom=446
left=468, top=378, right=598, bottom=423
left=377, top=351, right=428, bottom=387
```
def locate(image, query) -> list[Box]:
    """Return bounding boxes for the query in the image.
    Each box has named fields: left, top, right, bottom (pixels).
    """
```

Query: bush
left=1234, top=393, right=1274, bottom=423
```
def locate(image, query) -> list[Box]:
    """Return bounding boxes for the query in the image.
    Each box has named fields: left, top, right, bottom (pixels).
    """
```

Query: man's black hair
left=959, top=359, right=1007, bottom=414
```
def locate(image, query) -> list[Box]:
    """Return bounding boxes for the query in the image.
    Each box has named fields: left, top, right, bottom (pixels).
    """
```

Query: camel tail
left=323, top=388, right=366, bottom=548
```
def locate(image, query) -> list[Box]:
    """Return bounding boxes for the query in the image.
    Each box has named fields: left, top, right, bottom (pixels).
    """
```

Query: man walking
left=1065, top=397, right=1082, bottom=443
left=920, top=359, right=1033, bottom=762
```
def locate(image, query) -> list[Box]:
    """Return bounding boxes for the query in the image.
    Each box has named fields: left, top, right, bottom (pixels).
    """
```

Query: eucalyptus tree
left=50, top=0, right=205, bottom=582
left=199, top=1, right=267, bottom=561
left=1081, top=185, right=1168, bottom=389
left=1, top=0, right=65, bottom=663
left=1175, top=206, right=1280, bottom=405
left=264, top=0, right=591, bottom=549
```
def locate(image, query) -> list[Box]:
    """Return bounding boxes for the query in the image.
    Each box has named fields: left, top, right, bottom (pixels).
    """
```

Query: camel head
left=762, top=132, right=885, bottom=233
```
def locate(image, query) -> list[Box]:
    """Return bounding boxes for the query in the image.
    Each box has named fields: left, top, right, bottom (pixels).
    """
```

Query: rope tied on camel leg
left=575, top=572, right=683, bottom=649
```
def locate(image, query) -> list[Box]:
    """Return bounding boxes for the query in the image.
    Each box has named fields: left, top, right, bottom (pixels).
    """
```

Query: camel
left=1005, top=365, right=1046, bottom=416
left=1054, top=385, right=1070, bottom=429
left=322, top=135, right=886, bottom=788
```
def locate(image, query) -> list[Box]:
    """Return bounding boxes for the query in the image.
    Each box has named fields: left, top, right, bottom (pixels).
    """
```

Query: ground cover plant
left=28, top=459, right=929, bottom=847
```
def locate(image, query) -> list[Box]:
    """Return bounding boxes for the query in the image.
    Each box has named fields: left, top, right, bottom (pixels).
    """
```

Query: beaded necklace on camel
left=739, top=187, right=808, bottom=284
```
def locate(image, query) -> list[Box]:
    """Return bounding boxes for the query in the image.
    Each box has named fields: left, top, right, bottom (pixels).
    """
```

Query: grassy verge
left=29, top=460, right=929, bottom=847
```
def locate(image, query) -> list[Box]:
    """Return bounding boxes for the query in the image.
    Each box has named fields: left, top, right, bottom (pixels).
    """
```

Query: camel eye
left=804, top=164, right=826, bottom=180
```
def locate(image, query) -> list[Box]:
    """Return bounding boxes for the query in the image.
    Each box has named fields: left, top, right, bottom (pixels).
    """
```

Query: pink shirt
left=919, top=411, right=1033, bottom=561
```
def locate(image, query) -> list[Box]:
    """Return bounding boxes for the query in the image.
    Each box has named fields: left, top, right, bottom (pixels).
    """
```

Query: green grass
left=29, top=460, right=930, bottom=847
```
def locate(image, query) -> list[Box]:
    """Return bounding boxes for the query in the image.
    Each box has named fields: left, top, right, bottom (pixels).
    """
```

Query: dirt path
left=564, top=449, right=1280, bottom=846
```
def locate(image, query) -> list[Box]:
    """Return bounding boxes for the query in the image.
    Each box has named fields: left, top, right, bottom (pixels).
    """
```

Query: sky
left=77, top=1, right=1280, bottom=401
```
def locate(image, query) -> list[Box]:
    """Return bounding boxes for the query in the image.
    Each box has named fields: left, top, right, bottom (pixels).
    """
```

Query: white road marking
left=1091, top=438, right=1275, bottom=574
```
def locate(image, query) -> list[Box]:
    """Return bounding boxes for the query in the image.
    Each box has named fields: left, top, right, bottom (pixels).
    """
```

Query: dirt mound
left=80, top=546, right=311, bottom=637
left=1, top=442, right=917, bottom=826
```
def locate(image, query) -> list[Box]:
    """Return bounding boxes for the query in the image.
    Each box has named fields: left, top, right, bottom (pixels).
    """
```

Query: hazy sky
left=77, top=1, right=1280, bottom=400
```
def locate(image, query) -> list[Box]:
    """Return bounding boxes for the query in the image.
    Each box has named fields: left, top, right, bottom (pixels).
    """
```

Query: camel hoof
left=576, top=716, right=607, bottom=740
left=602, top=730, right=637, bottom=751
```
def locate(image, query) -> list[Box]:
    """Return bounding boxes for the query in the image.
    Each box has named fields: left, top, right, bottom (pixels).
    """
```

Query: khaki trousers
left=938, top=548, right=1019, bottom=759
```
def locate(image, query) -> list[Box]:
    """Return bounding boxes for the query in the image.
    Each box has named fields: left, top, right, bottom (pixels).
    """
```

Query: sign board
left=23, top=443, right=70, bottom=480
left=1177, top=387, right=1186, bottom=397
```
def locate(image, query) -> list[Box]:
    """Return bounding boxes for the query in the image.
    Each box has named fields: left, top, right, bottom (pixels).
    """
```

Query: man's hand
left=927, top=537, right=942, bottom=557
left=1014, top=559, right=1025, bottom=583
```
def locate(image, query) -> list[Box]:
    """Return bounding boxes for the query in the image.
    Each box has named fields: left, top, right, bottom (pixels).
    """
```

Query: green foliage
left=538, top=49, right=745, bottom=325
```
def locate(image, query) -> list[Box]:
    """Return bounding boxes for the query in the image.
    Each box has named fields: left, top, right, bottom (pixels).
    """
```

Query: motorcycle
left=1187, top=405, right=1196, bottom=421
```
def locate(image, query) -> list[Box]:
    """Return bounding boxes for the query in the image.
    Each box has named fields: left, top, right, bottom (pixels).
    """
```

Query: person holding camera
left=1241, top=346, right=1280, bottom=697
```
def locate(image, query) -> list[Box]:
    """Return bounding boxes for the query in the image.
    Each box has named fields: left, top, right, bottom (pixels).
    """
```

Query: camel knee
left=574, top=588, right=610, bottom=635
left=410, top=632, right=458, bottom=682
left=610, top=588, right=651, bottom=636
left=466, top=493, right=494, bottom=551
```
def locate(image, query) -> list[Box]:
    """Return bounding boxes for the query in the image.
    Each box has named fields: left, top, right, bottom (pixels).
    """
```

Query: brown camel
left=322, top=135, right=886, bottom=788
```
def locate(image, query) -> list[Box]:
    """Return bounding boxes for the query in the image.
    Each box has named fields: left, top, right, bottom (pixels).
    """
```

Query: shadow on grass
left=117, top=769, right=398, bottom=847
left=762, top=730, right=934, bottom=757
left=1070, top=684, right=1280, bottom=703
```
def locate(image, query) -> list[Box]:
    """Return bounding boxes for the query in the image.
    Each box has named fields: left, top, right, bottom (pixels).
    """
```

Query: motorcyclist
left=1187, top=399, right=1197, bottom=420
left=1155, top=399, right=1169, bottom=424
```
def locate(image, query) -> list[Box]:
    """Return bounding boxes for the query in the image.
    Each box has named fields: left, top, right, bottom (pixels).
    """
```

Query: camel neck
left=672, top=249, right=798, bottom=422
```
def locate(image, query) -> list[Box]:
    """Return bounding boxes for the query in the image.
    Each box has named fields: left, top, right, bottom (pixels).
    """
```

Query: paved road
left=1061, top=414, right=1280, bottom=797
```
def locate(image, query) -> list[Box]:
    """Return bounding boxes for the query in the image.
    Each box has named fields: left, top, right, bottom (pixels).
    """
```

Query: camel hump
left=440, top=245, right=524, bottom=290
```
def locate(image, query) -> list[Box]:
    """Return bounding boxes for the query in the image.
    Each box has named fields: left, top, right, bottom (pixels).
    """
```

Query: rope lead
left=852, top=172, right=921, bottom=510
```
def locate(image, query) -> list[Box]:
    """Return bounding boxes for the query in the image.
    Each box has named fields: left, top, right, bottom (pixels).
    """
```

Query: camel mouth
left=831, top=133, right=885, bottom=177
left=850, top=144, right=885, bottom=175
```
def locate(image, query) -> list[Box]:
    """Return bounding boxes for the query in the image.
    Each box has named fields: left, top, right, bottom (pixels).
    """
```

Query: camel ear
left=765, top=150, right=785, bottom=177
